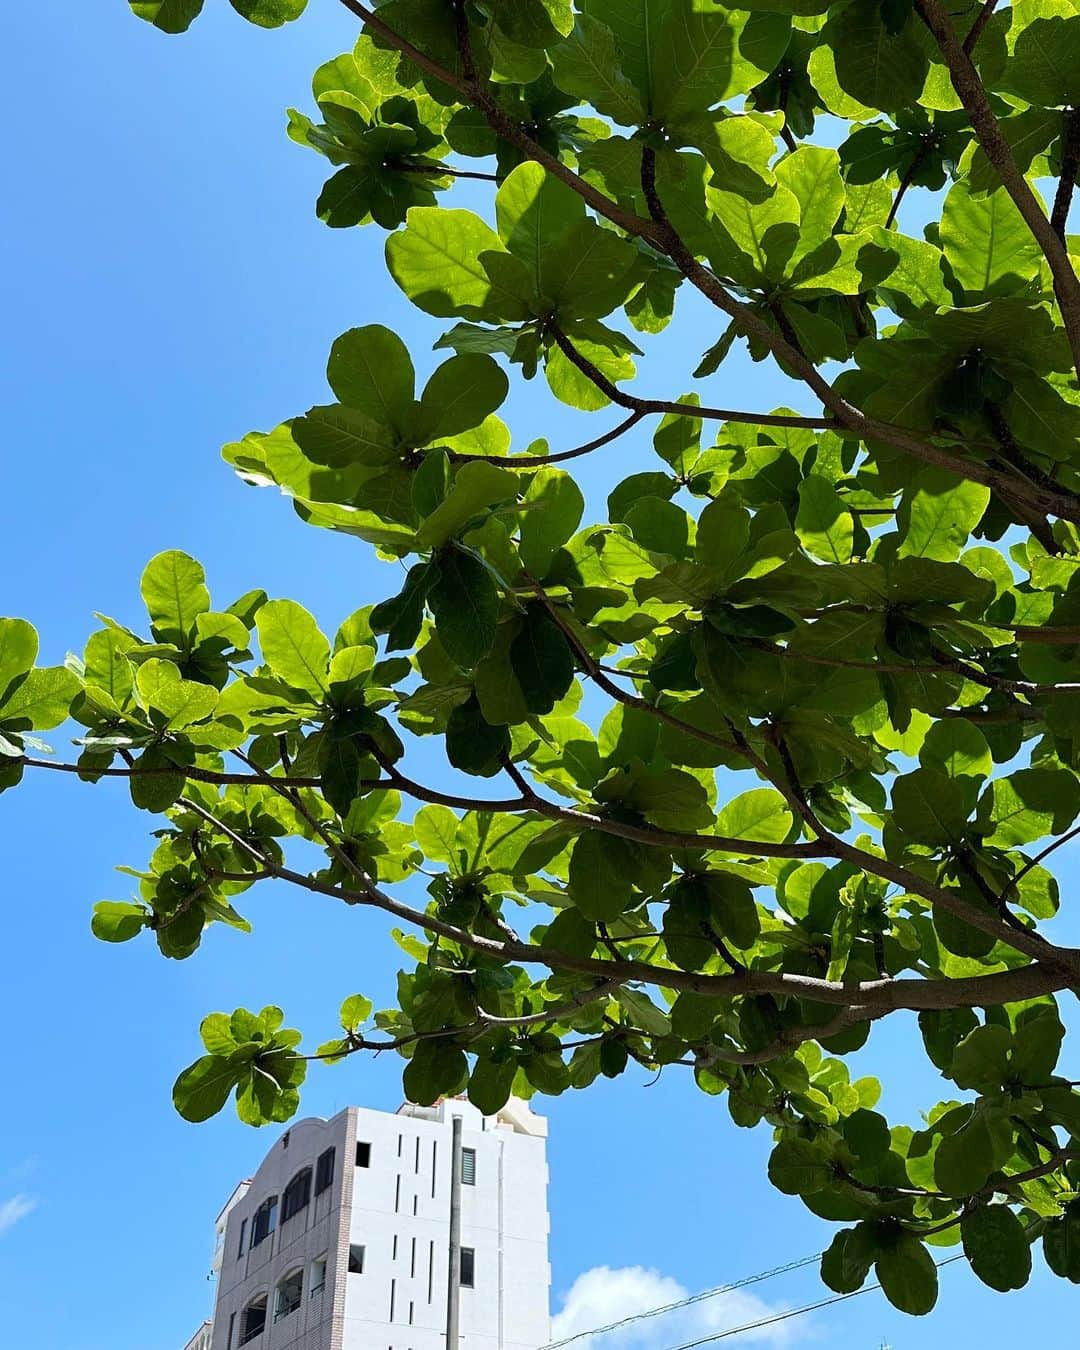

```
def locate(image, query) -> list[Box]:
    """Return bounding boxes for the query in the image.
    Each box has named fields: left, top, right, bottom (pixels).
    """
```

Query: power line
left=543, top=1253, right=824, bottom=1350
left=656, top=1256, right=965, bottom=1350
left=546, top=1253, right=964, bottom=1350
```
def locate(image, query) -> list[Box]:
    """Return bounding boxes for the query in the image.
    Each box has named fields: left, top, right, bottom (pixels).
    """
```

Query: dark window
left=356, top=1141, right=372, bottom=1168
left=274, top=1269, right=304, bottom=1322
left=460, top=1248, right=475, bottom=1289
left=315, top=1146, right=335, bottom=1195
left=237, top=1218, right=247, bottom=1259
left=461, top=1148, right=476, bottom=1186
left=282, top=1167, right=312, bottom=1223
left=349, top=1244, right=366, bottom=1275
left=250, top=1197, right=278, bottom=1249
left=227, top=1313, right=235, bottom=1350
left=240, top=1296, right=267, bottom=1345
left=282, top=1131, right=290, bottom=1150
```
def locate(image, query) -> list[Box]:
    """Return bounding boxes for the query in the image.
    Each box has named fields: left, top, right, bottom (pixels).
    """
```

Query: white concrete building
left=184, top=1098, right=551, bottom=1350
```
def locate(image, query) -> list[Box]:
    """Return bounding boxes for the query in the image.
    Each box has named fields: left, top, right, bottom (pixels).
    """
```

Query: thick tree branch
left=1051, top=107, right=1080, bottom=243
left=182, top=814, right=1078, bottom=1013
left=915, top=0, right=1080, bottom=376
left=962, top=0, right=999, bottom=54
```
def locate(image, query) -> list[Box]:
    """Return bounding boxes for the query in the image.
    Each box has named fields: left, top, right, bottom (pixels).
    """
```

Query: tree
left=4, top=0, right=1080, bottom=1311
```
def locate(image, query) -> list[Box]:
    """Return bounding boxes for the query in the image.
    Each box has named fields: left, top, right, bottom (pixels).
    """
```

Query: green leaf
left=714, top=789, right=792, bottom=843
left=891, top=767, right=970, bottom=844
left=468, top=1057, right=518, bottom=1114
left=229, top=0, right=307, bottom=29
left=978, top=768, right=1080, bottom=847
left=797, top=477, right=853, bottom=563
left=843, top=1109, right=891, bottom=1166
left=768, top=1137, right=831, bottom=1194
left=939, top=183, right=1043, bottom=301
left=416, top=462, right=518, bottom=549
left=510, top=611, right=576, bottom=715
left=292, top=404, right=399, bottom=467
left=497, top=162, right=584, bottom=289
left=428, top=547, right=500, bottom=669
left=173, top=1055, right=240, bottom=1123
left=256, top=599, right=330, bottom=698
left=128, top=743, right=187, bottom=813
left=568, top=830, right=635, bottom=920
left=951, top=1024, right=1012, bottom=1091
left=898, top=469, right=991, bottom=563
left=140, top=551, right=210, bottom=648
left=136, top=659, right=218, bottom=728
left=1044, top=1201, right=1080, bottom=1282
left=387, top=209, right=533, bottom=322
left=919, top=720, right=992, bottom=781
left=875, top=1232, right=938, bottom=1315
left=962, top=1205, right=1032, bottom=1292
left=519, top=468, right=585, bottom=579
left=130, top=1, right=205, bottom=33
left=0, top=619, right=38, bottom=702
left=403, top=1040, right=468, bottom=1106
left=775, top=146, right=846, bottom=265
left=1004, top=0, right=1080, bottom=108
left=417, top=354, right=509, bottom=441
left=551, top=12, right=646, bottom=125
left=326, top=325, right=415, bottom=431
left=0, top=666, right=81, bottom=731
left=91, top=901, right=149, bottom=944
left=934, top=1108, right=1004, bottom=1194
left=614, top=987, right=672, bottom=1037
left=445, top=698, right=510, bottom=775
left=340, top=994, right=373, bottom=1031
left=826, top=0, right=929, bottom=112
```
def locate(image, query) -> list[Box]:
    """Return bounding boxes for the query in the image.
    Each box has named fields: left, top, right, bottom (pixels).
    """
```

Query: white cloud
left=551, top=1265, right=807, bottom=1350
left=0, top=1194, right=37, bottom=1237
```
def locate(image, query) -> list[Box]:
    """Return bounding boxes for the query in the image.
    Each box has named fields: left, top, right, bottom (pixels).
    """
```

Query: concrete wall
left=206, top=1101, right=550, bottom=1350
left=211, top=1110, right=355, bottom=1350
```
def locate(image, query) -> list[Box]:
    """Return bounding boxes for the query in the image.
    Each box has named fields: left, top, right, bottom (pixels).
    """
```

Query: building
left=183, top=1098, right=551, bottom=1350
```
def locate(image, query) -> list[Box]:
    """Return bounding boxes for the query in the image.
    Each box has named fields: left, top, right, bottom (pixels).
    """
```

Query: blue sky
left=2, top=4, right=1078, bottom=1348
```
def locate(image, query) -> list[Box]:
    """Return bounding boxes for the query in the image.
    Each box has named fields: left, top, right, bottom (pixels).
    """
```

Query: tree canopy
left=7, top=0, right=1080, bottom=1312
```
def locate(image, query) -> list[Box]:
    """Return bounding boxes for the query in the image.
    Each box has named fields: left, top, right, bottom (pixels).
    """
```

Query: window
left=310, top=1255, right=327, bottom=1297
left=460, top=1248, right=475, bottom=1289
left=240, top=1296, right=267, bottom=1345
left=250, top=1196, right=278, bottom=1249
left=356, top=1141, right=372, bottom=1168
left=348, top=1244, right=366, bottom=1275
left=461, top=1148, right=476, bottom=1186
left=237, top=1218, right=247, bottom=1259
left=315, top=1146, right=335, bottom=1195
left=274, top=1269, right=304, bottom=1322
left=226, top=1313, right=235, bottom=1350
left=282, top=1167, right=312, bottom=1223
left=282, top=1131, right=290, bottom=1150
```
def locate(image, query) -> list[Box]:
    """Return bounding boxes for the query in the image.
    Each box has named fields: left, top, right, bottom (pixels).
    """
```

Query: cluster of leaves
left=14, top=0, right=1077, bottom=1312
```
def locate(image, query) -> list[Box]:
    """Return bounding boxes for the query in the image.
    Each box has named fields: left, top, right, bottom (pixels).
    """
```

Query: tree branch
left=1051, top=107, right=1080, bottom=243
left=915, top=0, right=1080, bottom=377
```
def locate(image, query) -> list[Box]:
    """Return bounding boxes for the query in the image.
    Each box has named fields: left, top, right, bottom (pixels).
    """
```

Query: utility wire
left=660, top=1256, right=964, bottom=1350
left=546, top=1254, right=964, bottom=1350
left=543, top=1253, right=824, bottom=1350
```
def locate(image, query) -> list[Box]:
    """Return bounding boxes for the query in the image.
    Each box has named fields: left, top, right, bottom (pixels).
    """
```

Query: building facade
left=185, top=1098, right=551, bottom=1350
